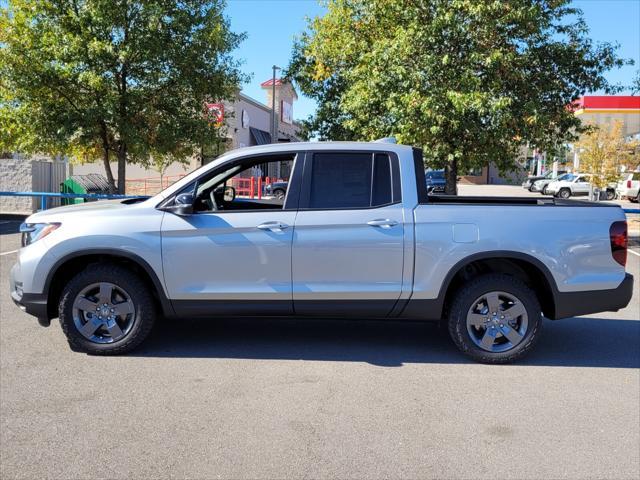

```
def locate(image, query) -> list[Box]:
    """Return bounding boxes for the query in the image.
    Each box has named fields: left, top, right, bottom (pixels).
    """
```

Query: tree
left=288, top=0, right=630, bottom=193
left=577, top=121, right=640, bottom=190
left=631, top=69, right=640, bottom=95
left=1, top=0, right=246, bottom=193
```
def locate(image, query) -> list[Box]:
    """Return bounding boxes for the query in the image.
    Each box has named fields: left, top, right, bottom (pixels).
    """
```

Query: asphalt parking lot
left=1, top=216, right=639, bottom=479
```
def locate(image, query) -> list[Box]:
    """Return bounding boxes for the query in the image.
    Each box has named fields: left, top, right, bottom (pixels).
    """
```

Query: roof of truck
left=224, top=140, right=413, bottom=158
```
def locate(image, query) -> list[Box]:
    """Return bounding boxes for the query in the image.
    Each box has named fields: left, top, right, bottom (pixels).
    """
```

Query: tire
left=447, top=273, right=542, bottom=364
left=542, top=185, right=549, bottom=195
left=558, top=188, right=571, bottom=199
left=59, top=264, right=156, bottom=355
left=273, top=188, right=286, bottom=200
left=606, top=189, right=616, bottom=201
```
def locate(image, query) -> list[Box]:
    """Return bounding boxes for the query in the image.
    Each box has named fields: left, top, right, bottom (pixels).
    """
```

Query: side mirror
left=223, top=185, right=236, bottom=202
left=165, top=203, right=193, bottom=216
left=162, top=193, right=194, bottom=216
left=175, top=193, right=194, bottom=205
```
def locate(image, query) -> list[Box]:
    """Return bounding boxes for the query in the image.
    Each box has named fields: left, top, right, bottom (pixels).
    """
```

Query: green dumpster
left=60, top=174, right=112, bottom=205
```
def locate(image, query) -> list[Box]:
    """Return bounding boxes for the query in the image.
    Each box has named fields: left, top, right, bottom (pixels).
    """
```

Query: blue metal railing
left=0, top=191, right=149, bottom=211
left=0, top=190, right=638, bottom=214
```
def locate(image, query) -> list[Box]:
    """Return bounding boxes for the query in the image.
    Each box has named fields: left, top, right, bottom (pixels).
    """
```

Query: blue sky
left=226, top=0, right=640, bottom=122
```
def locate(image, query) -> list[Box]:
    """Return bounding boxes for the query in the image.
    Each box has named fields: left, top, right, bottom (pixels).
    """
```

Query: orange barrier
left=125, top=174, right=187, bottom=195
left=126, top=175, right=288, bottom=198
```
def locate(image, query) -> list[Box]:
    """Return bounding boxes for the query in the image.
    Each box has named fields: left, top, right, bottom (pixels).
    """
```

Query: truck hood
left=25, top=199, right=140, bottom=223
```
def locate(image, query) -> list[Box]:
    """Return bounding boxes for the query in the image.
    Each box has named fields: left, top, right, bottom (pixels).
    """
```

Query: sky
left=226, top=0, right=640, bottom=122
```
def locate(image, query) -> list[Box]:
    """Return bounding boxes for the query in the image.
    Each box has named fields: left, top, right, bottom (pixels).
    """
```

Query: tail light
left=609, top=221, right=628, bottom=267
left=627, top=180, right=632, bottom=188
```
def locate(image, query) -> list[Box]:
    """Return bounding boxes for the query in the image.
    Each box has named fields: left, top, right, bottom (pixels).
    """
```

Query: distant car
left=523, top=170, right=568, bottom=191
left=616, top=172, right=640, bottom=203
left=425, top=169, right=446, bottom=193
left=264, top=181, right=288, bottom=200
left=546, top=174, right=615, bottom=200
left=532, top=172, right=572, bottom=195
left=546, top=174, right=592, bottom=199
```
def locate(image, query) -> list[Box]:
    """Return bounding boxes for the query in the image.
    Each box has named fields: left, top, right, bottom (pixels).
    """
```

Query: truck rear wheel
left=58, top=264, right=156, bottom=355
left=447, top=274, right=542, bottom=364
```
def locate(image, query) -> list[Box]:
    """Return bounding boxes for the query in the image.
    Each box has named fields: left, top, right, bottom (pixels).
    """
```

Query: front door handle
left=257, top=221, right=289, bottom=231
left=367, top=219, right=398, bottom=228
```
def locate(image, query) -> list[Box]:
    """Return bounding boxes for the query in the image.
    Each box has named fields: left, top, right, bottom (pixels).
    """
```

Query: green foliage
left=1, top=0, right=246, bottom=192
left=577, top=121, right=640, bottom=189
left=288, top=0, right=630, bottom=193
left=632, top=70, right=640, bottom=95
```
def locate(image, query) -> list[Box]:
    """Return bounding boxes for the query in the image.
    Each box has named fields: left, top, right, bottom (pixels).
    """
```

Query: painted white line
left=0, top=249, right=18, bottom=256
left=628, top=248, right=640, bottom=257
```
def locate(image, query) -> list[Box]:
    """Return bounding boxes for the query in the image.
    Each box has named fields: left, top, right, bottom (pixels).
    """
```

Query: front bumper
left=551, top=273, right=634, bottom=319
left=10, top=263, right=49, bottom=324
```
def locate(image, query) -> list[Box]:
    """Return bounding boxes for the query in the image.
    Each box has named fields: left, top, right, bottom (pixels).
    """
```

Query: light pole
left=271, top=65, right=281, bottom=143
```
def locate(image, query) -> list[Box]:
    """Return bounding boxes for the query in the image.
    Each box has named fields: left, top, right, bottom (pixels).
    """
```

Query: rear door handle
left=367, top=219, right=398, bottom=228
left=257, top=221, right=289, bottom=231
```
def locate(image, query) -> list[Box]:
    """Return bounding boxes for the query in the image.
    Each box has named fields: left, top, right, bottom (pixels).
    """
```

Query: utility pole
left=271, top=65, right=281, bottom=143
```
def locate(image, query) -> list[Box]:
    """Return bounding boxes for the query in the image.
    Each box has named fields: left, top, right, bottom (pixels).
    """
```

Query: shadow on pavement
left=134, top=315, right=640, bottom=369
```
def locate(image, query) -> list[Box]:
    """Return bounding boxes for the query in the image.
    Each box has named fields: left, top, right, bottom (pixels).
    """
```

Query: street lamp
left=271, top=65, right=281, bottom=144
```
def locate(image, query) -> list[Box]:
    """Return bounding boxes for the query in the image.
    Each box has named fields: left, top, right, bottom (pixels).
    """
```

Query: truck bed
left=425, top=195, right=619, bottom=207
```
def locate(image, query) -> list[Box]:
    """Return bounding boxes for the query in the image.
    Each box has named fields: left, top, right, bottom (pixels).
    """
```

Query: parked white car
left=616, top=171, right=640, bottom=203
left=531, top=172, right=572, bottom=195
left=545, top=173, right=593, bottom=199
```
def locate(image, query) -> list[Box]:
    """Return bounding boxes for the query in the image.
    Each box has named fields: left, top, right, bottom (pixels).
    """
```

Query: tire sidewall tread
left=59, top=264, right=156, bottom=355
left=447, top=273, right=542, bottom=364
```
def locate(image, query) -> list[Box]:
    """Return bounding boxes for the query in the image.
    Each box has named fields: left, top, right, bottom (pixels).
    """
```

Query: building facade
left=71, top=78, right=302, bottom=191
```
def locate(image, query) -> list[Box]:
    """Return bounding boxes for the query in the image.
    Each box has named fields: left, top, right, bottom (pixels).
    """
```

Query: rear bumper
left=551, top=273, right=634, bottom=319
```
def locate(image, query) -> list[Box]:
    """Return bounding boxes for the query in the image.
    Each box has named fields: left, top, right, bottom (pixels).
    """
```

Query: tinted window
left=308, top=153, right=397, bottom=209
left=632, top=173, right=640, bottom=181
left=372, top=154, right=392, bottom=206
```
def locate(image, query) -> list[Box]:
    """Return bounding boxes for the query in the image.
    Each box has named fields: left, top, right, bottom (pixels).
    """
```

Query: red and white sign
left=281, top=100, right=293, bottom=125
left=205, top=102, right=224, bottom=125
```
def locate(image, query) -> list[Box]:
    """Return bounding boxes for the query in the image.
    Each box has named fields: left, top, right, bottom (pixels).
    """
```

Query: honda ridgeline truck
left=10, top=141, right=634, bottom=363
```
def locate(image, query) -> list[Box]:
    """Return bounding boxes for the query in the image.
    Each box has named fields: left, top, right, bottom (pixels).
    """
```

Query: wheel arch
left=44, top=249, right=175, bottom=319
left=400, top=250, right=561, bottom=321
left=439, top=251, right=560, bottom=320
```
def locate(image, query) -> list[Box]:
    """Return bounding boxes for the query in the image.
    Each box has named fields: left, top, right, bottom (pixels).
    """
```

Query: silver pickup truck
left=10, top=141, right=633, bottom=363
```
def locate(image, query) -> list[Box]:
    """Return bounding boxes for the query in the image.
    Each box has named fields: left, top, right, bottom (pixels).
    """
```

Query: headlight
left=20, top=222, right=61, bottom=247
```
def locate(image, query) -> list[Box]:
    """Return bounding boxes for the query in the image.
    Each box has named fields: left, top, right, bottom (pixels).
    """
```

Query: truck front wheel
left=447, top=274, right=542, bottom=364
left=58, top=264, right=156, bottom=355
left=557, top=188, right=571, bottom=199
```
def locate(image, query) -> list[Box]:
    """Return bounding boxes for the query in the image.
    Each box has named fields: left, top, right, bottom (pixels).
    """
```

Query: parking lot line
left=628, top=249, right=640, bottom=257
left=0, top=249, right=18, bottom=256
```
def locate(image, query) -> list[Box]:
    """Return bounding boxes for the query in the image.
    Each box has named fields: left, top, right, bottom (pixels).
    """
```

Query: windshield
left=558, top=173, right=575, bottom=181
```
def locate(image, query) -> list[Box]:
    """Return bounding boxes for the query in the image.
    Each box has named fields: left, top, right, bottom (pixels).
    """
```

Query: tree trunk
left=117, top=144, right=126, bottom=194
left=444, top=158, right=458, bottom=195
left=102, top=149, right=116, bottom=194
left=100, top=125, right=116, bottom=193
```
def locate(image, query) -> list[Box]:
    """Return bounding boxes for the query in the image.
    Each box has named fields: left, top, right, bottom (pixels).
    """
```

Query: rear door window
left=304, top=152, right=399, bottom=209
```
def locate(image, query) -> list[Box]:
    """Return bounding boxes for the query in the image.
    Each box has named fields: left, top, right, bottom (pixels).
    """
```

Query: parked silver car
left=10, top=142, right=633, bottom=363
